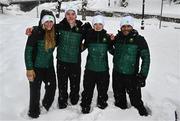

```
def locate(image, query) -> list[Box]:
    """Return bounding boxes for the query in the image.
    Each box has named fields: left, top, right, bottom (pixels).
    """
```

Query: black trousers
left=81, top=69, right=110, bottom=107
left=57, top=60, right=81, bottom=105
left=28, top=68, right=56, bottom=116
left=112, top=69, right=144, bottom=108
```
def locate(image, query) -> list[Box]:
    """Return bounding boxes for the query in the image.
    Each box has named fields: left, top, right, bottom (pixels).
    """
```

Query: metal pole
left=1, top=5, right=3, bottom=14
left=36, top=0, right=40, bottom=18
left=141, top=0, right=145, bottom=30
left=108, top=0, right=110, bottom=7
left=159, top=0, right=163, bottom=29
left=36, top=1, right=39, bottom=18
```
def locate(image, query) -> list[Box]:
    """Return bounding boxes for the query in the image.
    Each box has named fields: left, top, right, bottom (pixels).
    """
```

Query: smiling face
left=93, top=23, right=104, bottom=31
left=43, top=21, right=54, bottom=30
left=121, top=25, right=133, bottom=36
left=65, top=10, right=77, bottom=25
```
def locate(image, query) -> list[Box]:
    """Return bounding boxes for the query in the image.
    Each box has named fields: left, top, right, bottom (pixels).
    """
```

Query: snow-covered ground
left=1, top=1, right=180, bottom=121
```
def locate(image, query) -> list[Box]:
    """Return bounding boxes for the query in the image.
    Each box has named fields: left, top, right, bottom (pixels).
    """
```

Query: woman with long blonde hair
left=24, top=10, right=57, bottom=118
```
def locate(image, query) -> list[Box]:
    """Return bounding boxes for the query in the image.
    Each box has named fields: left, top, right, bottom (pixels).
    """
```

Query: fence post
left=159, top=0, right=163, bottom=29
left=141, top=0, right=145, bottom=30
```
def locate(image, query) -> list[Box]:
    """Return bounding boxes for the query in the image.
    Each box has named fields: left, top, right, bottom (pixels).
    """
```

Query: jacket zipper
left=97, top=32, right=100, bottom=43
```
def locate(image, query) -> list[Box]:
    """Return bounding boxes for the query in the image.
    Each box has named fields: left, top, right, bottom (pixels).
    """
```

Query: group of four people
left=24, top=6, right=150, bottom=119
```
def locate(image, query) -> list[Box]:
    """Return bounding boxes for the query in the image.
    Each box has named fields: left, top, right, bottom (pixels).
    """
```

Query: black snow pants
left=112, top=69, right=144, bottom=109
left=57, top=60, right=81, bottom=106
left=81, top=69, right=110, bottom=107
left=28, top=67, right=56, bottom=117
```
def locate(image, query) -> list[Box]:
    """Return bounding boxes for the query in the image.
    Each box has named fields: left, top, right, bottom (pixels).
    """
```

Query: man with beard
left=112, top=16, right=150, bottom=116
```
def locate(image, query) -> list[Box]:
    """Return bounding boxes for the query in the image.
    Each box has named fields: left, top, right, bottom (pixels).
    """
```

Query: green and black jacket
left=56, top=18, right=91, bottom=63
left=113, top=30, right=150, bottom=78
left=83, top=29, right=113, bottom=72
left=25, top=26, right=58, bottom=70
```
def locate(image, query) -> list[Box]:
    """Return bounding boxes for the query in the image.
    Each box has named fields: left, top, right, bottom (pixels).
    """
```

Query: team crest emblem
left=129, top=38, right=134, bottom=43
left=76, top=27, right=79, bottom=32
left=103, top=38, right=107, bottom=42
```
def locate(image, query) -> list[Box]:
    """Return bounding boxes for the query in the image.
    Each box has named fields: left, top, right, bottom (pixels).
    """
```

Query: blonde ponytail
left=44, top=26, right=56, bottom=51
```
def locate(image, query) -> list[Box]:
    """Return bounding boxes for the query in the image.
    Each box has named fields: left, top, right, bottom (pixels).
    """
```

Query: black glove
left=136, top=74, right=146, bottom=87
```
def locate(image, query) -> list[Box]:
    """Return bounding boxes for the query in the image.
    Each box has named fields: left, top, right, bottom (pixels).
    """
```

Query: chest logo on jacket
left=129, top=38, right=134, bottom=43
left=75, top=27, right=79, bottom=32
left=103, top=38, right=107, bottom=42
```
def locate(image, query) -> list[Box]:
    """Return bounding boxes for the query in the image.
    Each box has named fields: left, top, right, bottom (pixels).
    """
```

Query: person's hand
left=136, top=74, right=146, bottom=87
left=25, top=27, right=33, bottom=36
left=108, top=33, right=115, bottom=41
left=26, top=70, right=36, bottom=82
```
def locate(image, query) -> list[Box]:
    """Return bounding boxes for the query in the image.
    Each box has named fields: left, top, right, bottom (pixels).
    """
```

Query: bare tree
left=82, top=0, right=87, bottom=20
left=56, top=0, right=62, bottom=18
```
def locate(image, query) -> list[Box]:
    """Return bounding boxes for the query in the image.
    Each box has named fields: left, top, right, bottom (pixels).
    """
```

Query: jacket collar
left=60, top=18, right=83, bottom=29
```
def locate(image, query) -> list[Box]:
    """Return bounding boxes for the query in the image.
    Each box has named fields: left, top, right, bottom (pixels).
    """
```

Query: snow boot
left=114, top=102, right=127, bottom=109
left=28, top=107, right=40, bottom=118
left=97, top=102, right=108, bottom=109
left=28, top=112, right=39, bottom=118
left=136, top=105, right=148, bottom=116
left=81, top=106, right=90, bottom=114
left=58, top=102, right=67, bottom=109
left=70, top=97, right=79, bottom=105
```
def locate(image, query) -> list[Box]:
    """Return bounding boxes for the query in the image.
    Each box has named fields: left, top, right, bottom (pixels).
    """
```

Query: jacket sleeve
left=24, top=29, right=38, bottom=70
left=82, top=22, right=92, bottom=40
left=139, top=36, right=150, bottom=77
left=54, top=24, right=59, bottom=47
left=107, top=34, right=115, bottom=55
left=81, top=26, right=91, bottom=52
